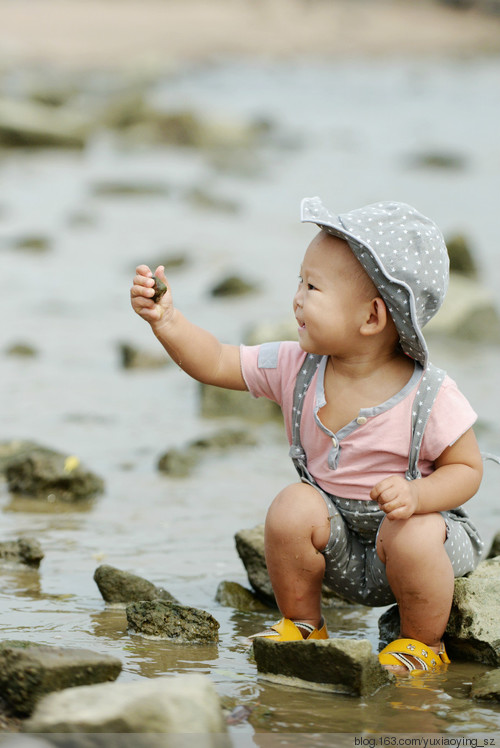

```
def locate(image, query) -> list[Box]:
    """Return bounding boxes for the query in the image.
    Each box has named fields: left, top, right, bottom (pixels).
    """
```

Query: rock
left=487, top=531, right=500, bottom=558
left=185, top=187, right=240, bottom=214
left=93, top=564, right=178, bottom=605
left=126, top=601, right=220, bottom=642
left=118, top=342, right=169, bottom=370
left=210, top=274, right=258, bottom=298
left=157, top=428, right=257, bottom=477
left=5, top=342, right=38, bottom=357
left=23, top=674, right=228, bottom=736
left=0, top=440, right=42, bottom=475
left=0, top=644, right=122, bottom=717
left=0, top=537, right=44, bottom=567
left=379, top=558, right=500, bottom=665
left=0, top=97, right=89, bottom=148
left=470, top=669, right=500, bottom=700
left=253, top=637, right=393, bottom=696
left=199, top=383, right=281, bottom=421
left=446, top=558, right=500, bottom=665
left=12, top=234, right=51, bottom=252
left=426, top=274, right=500, bottom=344
left=157, top=446, right=200, bottom=477
left=235, top=524, right=346, bottom=608
left=446, top=234, right=478, bottom=278
left=244, top=318, right=297, bottom=345
left=409, top=150, right=467, bottom=170
left=215, top=581, right=269, bottom=612
left=5, top=446, right=104, bottom=502
left=91, top=180, right=170, bottom=198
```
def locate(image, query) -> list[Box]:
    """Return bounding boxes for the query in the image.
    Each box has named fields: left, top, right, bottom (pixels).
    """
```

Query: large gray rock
left=0, top=644, right=122, bottom=716
left=446, top=558, right=500, bottom=665
left=23, top=674, right=228, bottom=736
left=126, top=601, right=220, bottom=642
left=157, top=428, right=257, bottom=477
left=6, top=446, right=104, bottom=502
left=93, top=564, right=178, bottom=605
left=379, top=558, right=500, bottom=665
left=0, top=537, right=44, bottom=567
left=0, top=440, right=41, bottom=475
left=253, top=637, right=393, bottom=696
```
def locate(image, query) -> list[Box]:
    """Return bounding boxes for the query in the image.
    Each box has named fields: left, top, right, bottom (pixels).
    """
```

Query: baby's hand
left=370, top=475, right=420, bottom=520
left=130, top=265, right=173, bottom=328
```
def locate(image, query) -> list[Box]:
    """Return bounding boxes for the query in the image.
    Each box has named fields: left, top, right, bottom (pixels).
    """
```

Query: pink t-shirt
left=240, top=341, right=477, bottom=501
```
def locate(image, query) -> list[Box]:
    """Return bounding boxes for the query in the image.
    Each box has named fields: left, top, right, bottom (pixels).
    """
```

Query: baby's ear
left=360, top=297, right=389, bottom=336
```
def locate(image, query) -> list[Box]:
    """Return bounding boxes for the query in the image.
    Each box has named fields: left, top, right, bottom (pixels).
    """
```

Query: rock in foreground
left=0, top=644, right=122, bottom=717
left=253, top=637, right=393, bottom=696
left=23, top=674, right=228, bottom=736
left=94, top=564, right=178, bottom=605
left=126, top=601, right=219, bottom=642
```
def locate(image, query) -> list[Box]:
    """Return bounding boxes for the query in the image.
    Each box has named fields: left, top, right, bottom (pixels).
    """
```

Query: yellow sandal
left=378, top=638, right=450, bottom=672
left=249, top=617, right=328, bottom=641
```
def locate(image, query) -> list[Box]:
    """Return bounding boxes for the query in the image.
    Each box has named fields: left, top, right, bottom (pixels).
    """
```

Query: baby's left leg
left=376, top=513, right=453, bottom=650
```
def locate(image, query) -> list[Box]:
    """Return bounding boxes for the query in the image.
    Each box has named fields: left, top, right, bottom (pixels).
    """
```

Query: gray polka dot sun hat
left=301, top=196, right=450, bottom=367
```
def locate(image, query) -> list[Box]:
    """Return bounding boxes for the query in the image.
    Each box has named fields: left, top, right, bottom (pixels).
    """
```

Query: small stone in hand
left=152, top=275, right=167, bottom=303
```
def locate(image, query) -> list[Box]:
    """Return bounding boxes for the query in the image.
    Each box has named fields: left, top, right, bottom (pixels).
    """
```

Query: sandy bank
left=0, top=0, right=499, bottom=71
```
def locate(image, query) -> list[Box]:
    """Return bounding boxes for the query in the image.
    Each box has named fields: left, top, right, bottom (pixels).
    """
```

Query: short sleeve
left=240, top=341, right=306, bottom=406
left=420, top=376, right=477, bottom=462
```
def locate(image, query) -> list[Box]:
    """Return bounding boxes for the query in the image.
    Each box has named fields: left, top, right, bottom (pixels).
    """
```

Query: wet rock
left=446, top=234, right=478, bottom=278
left=235, top=524, right=274, bottom=603
left=157, top=446, right=200, bottom=477
left=470, top=669, right=500, bottom=700
left=379, top=558, right=500, bottom=665
left=409, top=150, right=467, bottom=170
left=126, top=600, right=220, bottom=642
left=0, top=97, right=89, bottom=148
left=185, top=187, right=240, bottom=214
left=151, top=275, right=167, bottom=303
left=253, top=637, right=393, bottom=696
left=23, top=674, right=228, bottom=736
left=157, top=428, right=257, bottom=477
left=487, top=531, right=500, bottom=558
left=5, top=445, right=104, bottom=502
left=210, top=274, right=258, bottom=297
left=235, top=524, right=344, bottom=608
left=0, top=537, right=44, bottom=567
left=93, top=564, right=178, bottom=605
left=5, top=342, right=38, bottom=357
left=199, top=383, right=281, bottom=421
left=426, top=274, right=500, bottom=344
left=118, top=342, right=169, bottom=370
left=0, top=440, right=49, bottom=476
left=91, top=180, right=170, bottom=198
left=0, top=644, right=122, bottom=717
left=12, top=234, right=51, bottom=252
left=215, top=581, right=269, bottom=612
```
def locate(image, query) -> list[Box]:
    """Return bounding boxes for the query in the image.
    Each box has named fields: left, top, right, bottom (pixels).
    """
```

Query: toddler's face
left=293, top=231, right=376, bottom=356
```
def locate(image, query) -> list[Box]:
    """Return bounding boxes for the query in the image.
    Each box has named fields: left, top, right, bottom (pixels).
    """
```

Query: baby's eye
left=307, top=283, right=316, bottom=291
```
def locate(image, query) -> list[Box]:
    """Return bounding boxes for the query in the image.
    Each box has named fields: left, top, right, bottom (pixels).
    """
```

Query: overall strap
left=288, top=353, right=323, bottom=482
left=406, top=362, right=446, bottom=481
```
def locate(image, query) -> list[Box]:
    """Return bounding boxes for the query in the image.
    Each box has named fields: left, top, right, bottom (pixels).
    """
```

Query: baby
left=130, top=197, right=484, bottom=673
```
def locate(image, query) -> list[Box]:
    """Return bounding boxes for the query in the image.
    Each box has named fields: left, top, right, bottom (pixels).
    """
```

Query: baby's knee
left=378, top=512, right=446, bottom=562
left=265, top=483, right=330, bottom=546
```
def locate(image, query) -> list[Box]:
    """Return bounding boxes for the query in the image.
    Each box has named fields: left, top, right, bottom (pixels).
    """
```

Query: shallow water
left=1, top=56, right=500, bottom=740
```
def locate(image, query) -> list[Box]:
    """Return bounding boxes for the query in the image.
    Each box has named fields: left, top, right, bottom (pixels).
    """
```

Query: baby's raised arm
left=130, top=265, right=247, bottom=391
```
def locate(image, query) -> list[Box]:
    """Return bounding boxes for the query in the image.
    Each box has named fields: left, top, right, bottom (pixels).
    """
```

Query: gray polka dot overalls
left=289, top=353, right=484, bottom=607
